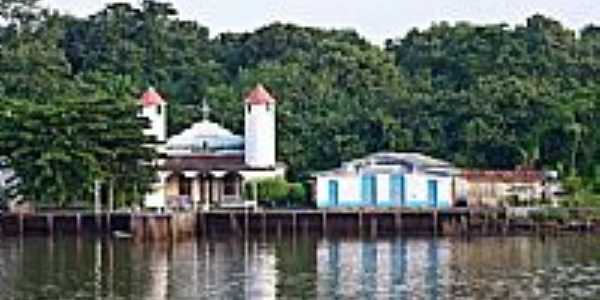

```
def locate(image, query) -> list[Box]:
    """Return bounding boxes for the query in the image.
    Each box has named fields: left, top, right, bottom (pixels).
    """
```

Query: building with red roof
left=140, top=84, right=285, bottom=211
left=460, top=169, right=559, bottom=207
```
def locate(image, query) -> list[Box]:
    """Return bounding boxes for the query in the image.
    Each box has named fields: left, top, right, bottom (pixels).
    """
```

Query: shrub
left=288, top=183, right=306, bottom=204
left=260, top=178, right=289, bottom=202
left=244, top=178, right=308, bottom=207
left=245, top=177, right=289, bottom=202
left=563, top=175, right=584, bottom=195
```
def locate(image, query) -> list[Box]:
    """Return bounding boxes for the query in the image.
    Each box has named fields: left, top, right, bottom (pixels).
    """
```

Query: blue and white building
left=314, top=152, right=458, bottom=209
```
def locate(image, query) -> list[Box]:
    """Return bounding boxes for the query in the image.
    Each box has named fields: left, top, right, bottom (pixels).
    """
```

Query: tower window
left=156, top=105, right=162, bottom=115
left=266, top=103, right=271, bottom=111
left=247, top=104, right=252, bottom=113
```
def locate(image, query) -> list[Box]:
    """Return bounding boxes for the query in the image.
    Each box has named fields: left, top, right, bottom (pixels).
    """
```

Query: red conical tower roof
left=140, top=87, right=165, bottom=107
left=245, top=84, right=276, bottom=105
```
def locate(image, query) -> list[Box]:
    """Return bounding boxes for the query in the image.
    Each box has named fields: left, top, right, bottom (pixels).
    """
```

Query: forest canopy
left=1, top=0, right=600, bottom=204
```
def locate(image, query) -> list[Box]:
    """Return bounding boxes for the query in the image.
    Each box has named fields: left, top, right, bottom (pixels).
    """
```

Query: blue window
left=427, top=180, right=438, bottom=207
left=361, top=175, right=377, bottom=205
left=390, top=174, right=406, bottom=205
left=328, top=180, right=339, bottom=206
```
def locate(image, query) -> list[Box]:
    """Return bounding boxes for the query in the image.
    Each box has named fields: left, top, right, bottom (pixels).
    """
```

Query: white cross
left=201, top=98, right=211, bottom=121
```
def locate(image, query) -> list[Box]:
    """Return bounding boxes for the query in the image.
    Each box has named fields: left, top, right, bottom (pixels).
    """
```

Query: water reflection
left=316, top=238, right=450, bottom=299
left=2, top=235, right=600, bottom=299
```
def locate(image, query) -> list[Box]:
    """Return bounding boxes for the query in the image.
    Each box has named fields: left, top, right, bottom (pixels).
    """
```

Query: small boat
left=112, top=230, right=133, bottom=239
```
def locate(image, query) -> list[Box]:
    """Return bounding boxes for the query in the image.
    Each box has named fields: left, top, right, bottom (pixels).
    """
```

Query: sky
left=40, top=0, right=600, bottom=45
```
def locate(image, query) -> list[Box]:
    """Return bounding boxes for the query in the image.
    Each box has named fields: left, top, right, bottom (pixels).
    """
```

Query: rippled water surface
left=2, top=235, right=600, bottom=299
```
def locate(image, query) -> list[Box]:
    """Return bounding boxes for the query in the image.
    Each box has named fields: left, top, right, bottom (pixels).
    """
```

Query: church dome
left=165, top=120, right=243, bottom=155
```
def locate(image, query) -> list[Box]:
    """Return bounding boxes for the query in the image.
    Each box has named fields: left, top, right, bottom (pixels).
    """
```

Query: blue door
left=390, top=174, right=406, bottom=206
left=328, top=180, right=339, bottom=206
left=361, top=175, right=377, bottom=205
left=427, top=180, right=438, bottom=207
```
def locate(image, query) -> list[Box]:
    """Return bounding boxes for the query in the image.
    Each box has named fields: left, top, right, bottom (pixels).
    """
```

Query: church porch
left=163, top=171, right=245, bottom=210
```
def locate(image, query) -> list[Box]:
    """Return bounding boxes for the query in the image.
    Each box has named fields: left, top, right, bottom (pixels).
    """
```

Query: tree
left=0, top=86, right=156, bottom=206
left=3, top=1, right=600, bottom=200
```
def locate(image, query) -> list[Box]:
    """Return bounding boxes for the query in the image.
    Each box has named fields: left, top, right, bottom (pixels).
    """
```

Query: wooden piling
left=433, top=209, right=439, bottom=236
left=46, top=214, right=54, bottom=236
left=169, top=215, right=176, bottom=242
left=76, top=213, right=82, bottom=235
left=18, top=214, right=24, bottom=236
left=262, top=211, right=267, bottom=237
left=394, top=210, right=402, bottom=234
left=292, top=212, right=297, bottom=236
left=482, top=211, right=488, bottom=236
left=95, top=213, right=102, bottom=234
left=106, top=213, right=112, bottom=234
left=244, top=210, right=250, bottom=236
left=492, top=212, right=498, bottom=234
left=277, top=219, right=283, bottom=240
left=229, top=213, right=240, bottom=235
left=370, top=216, right=378, bottom=238
left=358, top=211, right=364, bottom=235
left=322, top=211, right=328, bottom=235
left=302, top=218, right=309, bottom=236
left=202, top=213, right=208, bottom=237
left=504, top=209, right=510, bottom=235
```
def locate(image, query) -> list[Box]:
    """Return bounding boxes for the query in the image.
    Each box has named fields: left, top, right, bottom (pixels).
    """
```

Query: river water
left=1, top=235, right=600, bottom=299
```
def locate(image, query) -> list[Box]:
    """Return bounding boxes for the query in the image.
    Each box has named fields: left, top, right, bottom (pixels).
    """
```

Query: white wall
left=141, top=103, right=167, bottom=142
left=240, top=167, right=285, bottom=181
left=376, top=174, right=389, bottom=203
left=145, top=189, right=165, bottom=209
left=403, top=173, right=452, bottom=205
left=244, top=104, right=275, bottom=168
left=316, top=175, right=360, bottom=207
left=316, top=172, right=454, bottom=208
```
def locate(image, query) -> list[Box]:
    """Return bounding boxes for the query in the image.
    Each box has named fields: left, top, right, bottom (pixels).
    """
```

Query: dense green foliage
left=1, top=0, right=600, bottom=204
left=0, top=1, right=157, bottom=205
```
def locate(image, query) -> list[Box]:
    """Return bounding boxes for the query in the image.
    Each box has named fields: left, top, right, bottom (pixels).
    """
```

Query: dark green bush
left=287, top=183, right=306, bottom=204
left=244, top=178, right=308, bottom=207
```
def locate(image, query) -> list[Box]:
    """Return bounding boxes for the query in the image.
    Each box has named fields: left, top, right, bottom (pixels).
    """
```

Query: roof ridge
left=245, top=84, right=276, bottom=105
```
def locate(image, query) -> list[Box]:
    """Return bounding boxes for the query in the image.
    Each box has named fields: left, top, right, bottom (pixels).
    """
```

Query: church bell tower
left=244, top=84, right=276, bottom=168
left=139, top=87, right=167, bottom=143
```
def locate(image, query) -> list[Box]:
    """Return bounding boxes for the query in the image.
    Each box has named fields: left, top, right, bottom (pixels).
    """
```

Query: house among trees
left=313, top=153, right=459, bottom=208
left=140, top=84, right=286, bottom=211
left=462, top=169, right=561, bottom=207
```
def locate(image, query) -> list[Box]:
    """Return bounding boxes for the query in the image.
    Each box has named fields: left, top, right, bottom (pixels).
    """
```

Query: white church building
left=140, top=84, right=285, bottom=211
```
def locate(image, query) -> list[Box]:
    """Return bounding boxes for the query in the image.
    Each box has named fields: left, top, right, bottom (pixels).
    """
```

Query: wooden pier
left=197, top=208, right=508, bottom=238
left=2, top=208, right=600, bottom=241
left=0, top=212, right=196, bottom=242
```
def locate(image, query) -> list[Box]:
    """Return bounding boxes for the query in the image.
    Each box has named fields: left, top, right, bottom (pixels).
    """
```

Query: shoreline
left=1, top=208, right=600, bottom=241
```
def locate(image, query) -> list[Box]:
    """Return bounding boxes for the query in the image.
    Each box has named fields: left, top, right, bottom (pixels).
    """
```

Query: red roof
left=140, top=87, right=165, bottom=107
left=463, top=170, right=544, bottom=183
left=245, top=84, right=276, bottom=105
